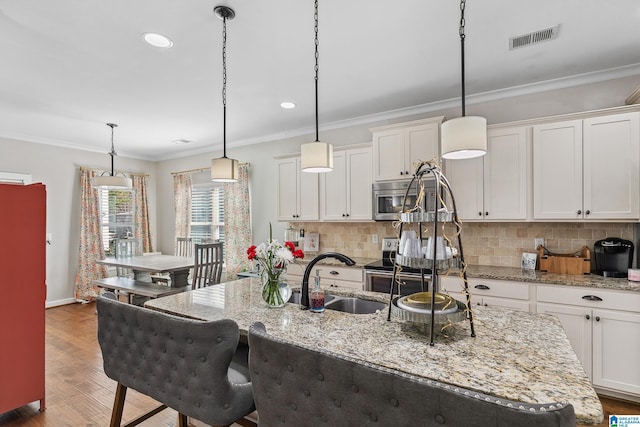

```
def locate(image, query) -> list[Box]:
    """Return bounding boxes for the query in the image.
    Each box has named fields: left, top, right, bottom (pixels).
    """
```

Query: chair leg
left=110, top=383, right=127, bottom=427
left=178, top=413, right=189, bottom=427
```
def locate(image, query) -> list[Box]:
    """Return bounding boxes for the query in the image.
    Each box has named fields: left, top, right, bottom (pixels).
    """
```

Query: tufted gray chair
left=248, top=322, right=576, bottom=427
left=97, top=296, right=256, bottom=427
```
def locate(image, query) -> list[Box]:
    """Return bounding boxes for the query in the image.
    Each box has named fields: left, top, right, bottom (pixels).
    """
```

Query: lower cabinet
left=537, top=285, right=640, bottom=399
left=440, top=277, right=531, bottom=312
left=288, top=263, right=364, bottom=291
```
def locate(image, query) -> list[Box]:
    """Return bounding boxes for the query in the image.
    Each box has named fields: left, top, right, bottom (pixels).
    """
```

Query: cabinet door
left=592, top=308, right=640, bottom=395
left=484, top=126, right=529, bottom=220
left=297, top=158, right=319, bottom=221
left=537, top=302, right=593, bottom=379
left=320, top=151, right=347, bottom=220
left=373, top=129, right=406, bottom=181
left=533, top=120, right=583, bottom=219
left=406, top=123, right=439, bottom=173
left=346, top=147, right=373, bottom=220
left=276, top=158, right=299, bottom=221
left=443, top=157, right=483, bottom=220
left=583, top=112, right=640, bottom=220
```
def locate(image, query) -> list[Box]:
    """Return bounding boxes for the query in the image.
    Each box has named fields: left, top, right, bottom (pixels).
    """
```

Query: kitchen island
left=145, top=277, right=603, bottom=425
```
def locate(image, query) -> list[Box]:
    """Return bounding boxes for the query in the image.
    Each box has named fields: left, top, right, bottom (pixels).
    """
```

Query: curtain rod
left=80, top=166, right=149, bottom=177
left=171, top=162, right=251, bottom=176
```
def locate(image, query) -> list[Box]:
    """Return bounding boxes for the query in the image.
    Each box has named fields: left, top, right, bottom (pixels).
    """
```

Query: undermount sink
left=325, top=298, right=386, bottom=314
left=288, top=291, right=386, bottom=315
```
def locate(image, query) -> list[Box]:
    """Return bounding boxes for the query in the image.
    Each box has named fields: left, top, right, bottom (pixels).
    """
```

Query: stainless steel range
left=364, top=238, right=431, bottom=296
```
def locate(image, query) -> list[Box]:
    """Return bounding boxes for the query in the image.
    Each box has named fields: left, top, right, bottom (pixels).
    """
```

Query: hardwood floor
left=0, top=302, right=638, bottom=426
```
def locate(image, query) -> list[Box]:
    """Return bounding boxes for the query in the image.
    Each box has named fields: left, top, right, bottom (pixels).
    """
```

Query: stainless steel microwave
left=372, top=180, right=436, bottom=221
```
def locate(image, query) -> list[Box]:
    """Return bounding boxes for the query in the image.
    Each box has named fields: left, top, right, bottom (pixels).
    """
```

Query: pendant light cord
left=314, top=0, right=320, bottom=142
left=222, top=13, right=228, bottom=158
left=459, top=0, right=466, bottom=117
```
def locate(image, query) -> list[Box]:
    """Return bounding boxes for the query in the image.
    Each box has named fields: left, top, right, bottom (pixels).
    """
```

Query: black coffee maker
left=593, top=238, right=634, bottom=278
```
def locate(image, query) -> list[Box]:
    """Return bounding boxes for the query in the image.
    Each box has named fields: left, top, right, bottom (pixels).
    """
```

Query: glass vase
left=260, top=267, right=292, bottom=308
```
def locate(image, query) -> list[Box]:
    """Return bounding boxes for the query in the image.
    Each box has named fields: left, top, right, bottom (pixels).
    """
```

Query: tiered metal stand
left=386, top=161, right=476, bottom=346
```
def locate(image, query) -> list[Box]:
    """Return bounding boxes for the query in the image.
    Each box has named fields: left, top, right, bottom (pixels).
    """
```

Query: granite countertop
left=462, top=264, right=640, bottom=293
left=146, top=278, right=603, bottom=425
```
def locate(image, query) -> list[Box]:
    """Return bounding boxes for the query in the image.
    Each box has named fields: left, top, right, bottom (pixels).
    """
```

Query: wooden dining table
left=96, top=254, right=194, bottom=288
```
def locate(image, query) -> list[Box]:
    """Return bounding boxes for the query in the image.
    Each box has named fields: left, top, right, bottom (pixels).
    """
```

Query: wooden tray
left=537, top=245, right=591, bottom=275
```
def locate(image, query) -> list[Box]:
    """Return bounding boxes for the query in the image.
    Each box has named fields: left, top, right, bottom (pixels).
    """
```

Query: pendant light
left=440, top=0, right=487, bottom=160
left=92, top=123, right=133, bottom=190
left=211, top=5, right=239, bottom=183
left=301, top=0, right=333, bottom=173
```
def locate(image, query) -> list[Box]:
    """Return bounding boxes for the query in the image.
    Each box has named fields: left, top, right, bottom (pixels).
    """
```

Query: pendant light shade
left=211, top=156, right=239, bottom=182
left=301, top=0, right=333, bottom=173
left=92, top=123, right=132, bottom=190
left=440, top=0, right=487, bottom=160
left=441, top=116, right=487, bottom=159
left=211, top=5, right=239, bottom=183
left=301, top=141, right=333, bottom=172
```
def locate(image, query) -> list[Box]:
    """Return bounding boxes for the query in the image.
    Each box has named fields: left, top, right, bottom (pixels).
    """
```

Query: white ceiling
left=1, top=0, right=640, bottom=161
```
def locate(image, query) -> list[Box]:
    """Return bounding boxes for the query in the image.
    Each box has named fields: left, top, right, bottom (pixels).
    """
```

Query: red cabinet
left=0, top=183, right=46, bottom=414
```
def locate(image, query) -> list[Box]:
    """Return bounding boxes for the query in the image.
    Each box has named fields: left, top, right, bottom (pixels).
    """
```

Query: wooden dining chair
left=175, top=237, right=193, bottom=258
left=114, top=238, right=142, bottom=278
left=192, top=243, right=224, bottom=289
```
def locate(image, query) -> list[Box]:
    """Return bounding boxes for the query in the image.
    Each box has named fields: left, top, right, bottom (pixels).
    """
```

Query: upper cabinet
left=444, top=126, right=530, bottom=221
left=370, top=117, right=443, bottom=181
left=533, top=111, right=640, bottom=220
left=319, top=144, right=373, bottom=221
left=276, top=156, right=319, bottom=221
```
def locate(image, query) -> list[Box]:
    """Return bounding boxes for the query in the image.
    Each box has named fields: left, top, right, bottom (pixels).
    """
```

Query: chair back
left=114, top=238, right=142, bottom=277
left=97, top=296, right=255, bottom=426
left=175, top=237, right=193, bottom=258
left=248, top=322, right=576, bottom=427
left=193, top=242, right=223, bottom=288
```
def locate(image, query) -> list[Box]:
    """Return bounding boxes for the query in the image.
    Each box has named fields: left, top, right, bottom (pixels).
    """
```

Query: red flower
left=293, top=249, right=305, bottom=259
left=285, top=241, right=295, bottom=252
left=247, top=245, right=257, bottom=260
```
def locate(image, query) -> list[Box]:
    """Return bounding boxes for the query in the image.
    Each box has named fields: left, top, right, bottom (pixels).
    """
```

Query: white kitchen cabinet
left=537, top=284, right=640, bottom=399
left=533, top=112, right=640, bottom=220
left=371, top=117, right=443, bottom=181
left=319, top=145, right=372, bottom=221
left=276, top=156, right=319, bottom=221
left=288, top=263, right=363, bottom=291
left=444, top=126, right=529, bottom=221
left=440, top=276, right=531, bottom=312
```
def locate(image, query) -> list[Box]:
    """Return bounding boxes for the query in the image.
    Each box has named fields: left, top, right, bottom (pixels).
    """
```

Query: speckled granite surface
left=464, top=264, right=640, bottom=292
left=146, top=278, right=603, bottom=425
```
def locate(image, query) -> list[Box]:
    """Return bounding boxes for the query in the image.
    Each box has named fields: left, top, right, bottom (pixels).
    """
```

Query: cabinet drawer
left=287, top=263, right=363, bottom=284
left=440, top=276, right=529, bottom=300
left=537, top=284, right=640, bottom=313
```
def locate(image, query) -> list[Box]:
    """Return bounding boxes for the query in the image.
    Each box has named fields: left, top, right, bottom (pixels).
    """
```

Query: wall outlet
left=372, top=234, right=379, bottom=244
left=534, top=238, right=545, bottom=249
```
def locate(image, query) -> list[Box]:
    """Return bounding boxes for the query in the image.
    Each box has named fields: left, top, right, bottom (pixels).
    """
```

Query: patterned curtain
left=174, top=173, right=192, bottom=243
left=74, top=167, right=108, bottom=301
left=223, top=164, right=252, bottom=279
left=132, top=174, right=153, bottom=252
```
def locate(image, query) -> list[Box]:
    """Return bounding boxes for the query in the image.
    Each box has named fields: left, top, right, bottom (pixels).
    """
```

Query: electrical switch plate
left=372, top=234, right=379, bottom=244
left=534, top=238, right=544, bottom=249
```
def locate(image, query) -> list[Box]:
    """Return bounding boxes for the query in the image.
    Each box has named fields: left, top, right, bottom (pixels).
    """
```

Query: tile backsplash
left=290, top=221, right=635, bottom=268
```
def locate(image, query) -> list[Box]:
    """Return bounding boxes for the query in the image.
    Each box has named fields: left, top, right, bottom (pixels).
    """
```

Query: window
left=191, top=183, right=225, bottom=244
left=98, top=189, right=135, bottom=256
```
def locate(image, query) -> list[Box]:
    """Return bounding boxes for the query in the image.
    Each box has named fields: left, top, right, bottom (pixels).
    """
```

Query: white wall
left=0, top=74, right=638, bottom=306
left=156, top=75, right=640, bottom=249
left=0, top=138, right=157, bottom=307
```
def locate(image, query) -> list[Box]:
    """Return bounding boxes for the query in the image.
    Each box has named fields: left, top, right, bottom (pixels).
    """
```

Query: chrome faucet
left=301, top=252, right=356, bottom=309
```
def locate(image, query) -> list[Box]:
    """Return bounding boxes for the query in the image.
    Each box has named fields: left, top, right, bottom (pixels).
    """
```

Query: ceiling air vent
left=509, top=25, right=559, bottom=50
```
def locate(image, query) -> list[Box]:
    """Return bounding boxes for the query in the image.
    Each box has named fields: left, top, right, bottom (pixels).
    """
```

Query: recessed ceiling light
left=280, top=102, right=296, bottom=109
left=142, top=32, right=174, bottom=48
